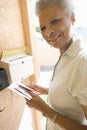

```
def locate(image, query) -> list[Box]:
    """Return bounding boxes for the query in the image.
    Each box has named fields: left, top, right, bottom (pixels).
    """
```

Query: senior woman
left=26, top=0, right=87, bottom=130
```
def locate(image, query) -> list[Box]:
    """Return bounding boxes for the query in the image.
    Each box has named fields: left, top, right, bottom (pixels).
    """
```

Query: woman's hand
left=26, top=91, right=58, bottom=121
left=26, top=90, right=48, bottom=114
left=27, top=84, right=48, bottom=95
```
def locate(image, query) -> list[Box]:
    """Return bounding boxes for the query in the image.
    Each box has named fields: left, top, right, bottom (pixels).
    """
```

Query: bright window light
left=73, top=0, right=87, bottom=28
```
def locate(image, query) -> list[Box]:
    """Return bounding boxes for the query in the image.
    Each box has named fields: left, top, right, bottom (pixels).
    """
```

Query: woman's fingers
left=28, top=90, right=37, bottom=98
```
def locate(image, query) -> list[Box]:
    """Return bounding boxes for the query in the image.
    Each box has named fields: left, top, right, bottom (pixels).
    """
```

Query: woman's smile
left=48, top=33, right=62, bottom=46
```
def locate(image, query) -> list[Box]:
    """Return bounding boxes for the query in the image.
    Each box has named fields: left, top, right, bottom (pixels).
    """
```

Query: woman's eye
left=51, top=19, right=60, bottom=25
left=40, top=26, right=46, bottom=32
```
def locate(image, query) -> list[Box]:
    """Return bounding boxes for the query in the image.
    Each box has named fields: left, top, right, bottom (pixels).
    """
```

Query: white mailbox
left=0, top=53, right=34, bottom=84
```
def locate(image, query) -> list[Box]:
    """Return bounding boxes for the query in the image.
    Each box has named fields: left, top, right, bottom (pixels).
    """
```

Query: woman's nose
left=45, top=26, right=54, bottom=36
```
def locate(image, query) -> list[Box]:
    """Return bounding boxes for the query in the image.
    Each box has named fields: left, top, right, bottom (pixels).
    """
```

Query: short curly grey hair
left=35, top=0, right=75, bottom=16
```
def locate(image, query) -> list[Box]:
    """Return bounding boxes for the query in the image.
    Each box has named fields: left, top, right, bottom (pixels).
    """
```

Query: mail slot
left=0, top=67, right=9, bottom=91
left=0, top=54, right=34, bottom=84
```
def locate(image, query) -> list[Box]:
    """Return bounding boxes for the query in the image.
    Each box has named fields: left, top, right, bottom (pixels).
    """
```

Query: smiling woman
left=26, top=0, right=87, bottom=130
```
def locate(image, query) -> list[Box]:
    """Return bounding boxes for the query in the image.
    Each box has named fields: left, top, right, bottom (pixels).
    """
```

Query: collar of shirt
left=64, top=39, right=82, bottom=58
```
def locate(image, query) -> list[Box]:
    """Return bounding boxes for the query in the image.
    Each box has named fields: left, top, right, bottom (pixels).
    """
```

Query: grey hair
left=35, top=0, right=75, bottom=16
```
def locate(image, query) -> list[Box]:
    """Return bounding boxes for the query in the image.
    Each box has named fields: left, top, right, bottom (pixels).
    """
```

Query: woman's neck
left=60, top=38, right=73, bottom=55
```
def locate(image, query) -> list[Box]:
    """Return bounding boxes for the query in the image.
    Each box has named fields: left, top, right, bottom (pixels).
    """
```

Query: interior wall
left=0, top=1, right=40, bottom=130
left=0, top=0, right=25, bottom=58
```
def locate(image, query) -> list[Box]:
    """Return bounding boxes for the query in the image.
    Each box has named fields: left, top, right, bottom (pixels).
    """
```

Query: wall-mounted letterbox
left=0, top=54, right=34, bottom=84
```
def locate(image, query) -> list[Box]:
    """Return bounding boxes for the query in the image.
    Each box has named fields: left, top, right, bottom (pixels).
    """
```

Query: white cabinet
left=0, top=54, right=34, bottom=84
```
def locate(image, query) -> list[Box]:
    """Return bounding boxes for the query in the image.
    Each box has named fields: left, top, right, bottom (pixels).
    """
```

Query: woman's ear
left=71, top=13, right=76, bottom=25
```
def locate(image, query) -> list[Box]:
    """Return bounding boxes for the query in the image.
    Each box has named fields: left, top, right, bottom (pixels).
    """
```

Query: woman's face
left=39, top=4, right=75, bottom=51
